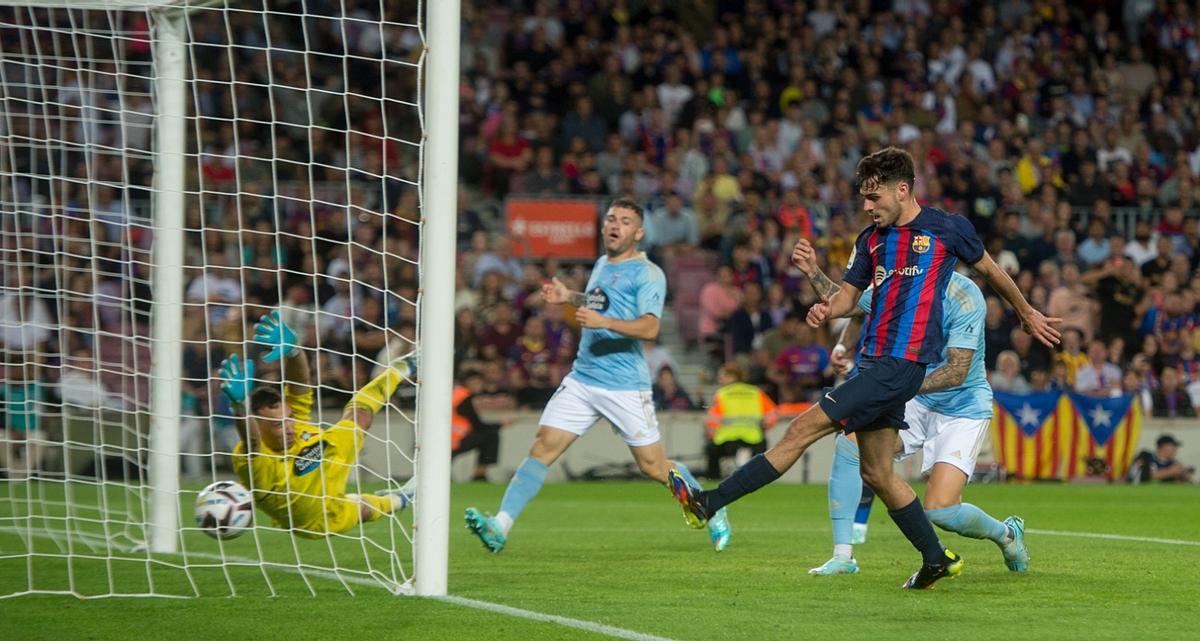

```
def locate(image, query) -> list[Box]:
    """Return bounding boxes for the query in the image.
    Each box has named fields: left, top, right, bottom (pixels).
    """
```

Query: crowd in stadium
left=2, top=1, right=1200, bottom=467
left=449, top=0, right=1200, bottom=420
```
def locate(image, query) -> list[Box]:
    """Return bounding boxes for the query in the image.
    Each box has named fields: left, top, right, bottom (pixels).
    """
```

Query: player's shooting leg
left=859, top=427, right=947, bottom=566
left=763, top=403, right=840, bottom=472
left=693, top=405, right=839, bottom=515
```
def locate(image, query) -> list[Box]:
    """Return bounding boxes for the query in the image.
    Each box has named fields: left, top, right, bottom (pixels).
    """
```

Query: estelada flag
left=1063, top=392, right=1143, bottom=481
left=992, top=390, right=1074, bottom=480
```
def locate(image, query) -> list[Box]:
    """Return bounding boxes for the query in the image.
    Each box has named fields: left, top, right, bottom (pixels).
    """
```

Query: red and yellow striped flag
left=992, top=390, right=1073, bottom=480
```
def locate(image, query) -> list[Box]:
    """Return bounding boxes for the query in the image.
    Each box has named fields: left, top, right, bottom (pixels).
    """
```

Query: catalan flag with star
left=1063, top=392, right=1144, bottom=481
left=992, top=390, right=1144, bottom=481
left=992, top=390, right=1073, bottom=480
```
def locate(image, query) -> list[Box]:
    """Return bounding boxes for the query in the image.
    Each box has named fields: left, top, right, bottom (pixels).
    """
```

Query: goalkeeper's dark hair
left=249, top=387, right=283, bottom=413
left=856, top=146, right=915, bottom=191
left=608, top=198, right=644, bottom=222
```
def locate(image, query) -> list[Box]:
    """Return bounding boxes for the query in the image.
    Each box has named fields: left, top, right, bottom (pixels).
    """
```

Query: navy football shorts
left=817, top=356, right=927, bottom=433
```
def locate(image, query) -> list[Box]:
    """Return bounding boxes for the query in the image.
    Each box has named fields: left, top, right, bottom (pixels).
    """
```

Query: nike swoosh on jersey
left=824, top=393, right=837, bottom=403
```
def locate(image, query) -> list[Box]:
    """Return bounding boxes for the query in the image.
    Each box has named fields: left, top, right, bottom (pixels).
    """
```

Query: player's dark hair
left=249, top=387, right=283, bottom=413
left=608, top=198, right=644, bottom=222
left=856, top=146, right=916, bottom=191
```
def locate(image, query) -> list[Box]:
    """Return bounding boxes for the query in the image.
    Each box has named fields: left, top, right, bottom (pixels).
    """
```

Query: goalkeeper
left=218, top=311, right=417, bottom=538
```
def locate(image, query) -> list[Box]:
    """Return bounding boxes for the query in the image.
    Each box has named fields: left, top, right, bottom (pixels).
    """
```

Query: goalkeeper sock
left=828, top=434, right=861, bottom=551
left=888, top=497, right=946, bottom=566
left=497, top=457, right=548, bottom=536
left=704, top=454, right=781, bottom=514
left=345, top=367, right=405, bottom=414
left=925, top=503, right=1010, bottom=544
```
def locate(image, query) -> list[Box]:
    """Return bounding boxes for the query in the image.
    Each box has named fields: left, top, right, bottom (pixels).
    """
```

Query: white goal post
left=0, top=0, right=458, bottom=598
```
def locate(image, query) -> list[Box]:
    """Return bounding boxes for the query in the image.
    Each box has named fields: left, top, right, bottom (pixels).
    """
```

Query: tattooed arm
left=791, top=238, right=840, bottom=301
left=918, top=347, right=974, bottom=394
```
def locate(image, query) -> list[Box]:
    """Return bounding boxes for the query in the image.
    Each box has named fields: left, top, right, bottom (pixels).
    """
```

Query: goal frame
left=0, top=0, right=459, bottom=597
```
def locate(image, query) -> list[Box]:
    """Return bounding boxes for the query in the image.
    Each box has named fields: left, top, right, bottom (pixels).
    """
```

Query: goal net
left=0, top=0, right=456, bottom=598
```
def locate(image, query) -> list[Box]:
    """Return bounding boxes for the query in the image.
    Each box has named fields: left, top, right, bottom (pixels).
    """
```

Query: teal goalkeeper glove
left=253, top=310, right=298, bottom=363
left=218, top=354, right=256, bottom=405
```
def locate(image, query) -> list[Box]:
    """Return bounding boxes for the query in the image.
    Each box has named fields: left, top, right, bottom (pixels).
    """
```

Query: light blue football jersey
left=857, top=270, right=992, bottom=419
left=569, top=253, right=666, bottom=391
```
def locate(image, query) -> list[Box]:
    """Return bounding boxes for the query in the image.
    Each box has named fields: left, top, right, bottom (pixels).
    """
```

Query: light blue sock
left=925, top=503, right=1009, bottom=544
left=497, top=457, right=549, bottom=534
left=829, top=434, right=862, bottom=548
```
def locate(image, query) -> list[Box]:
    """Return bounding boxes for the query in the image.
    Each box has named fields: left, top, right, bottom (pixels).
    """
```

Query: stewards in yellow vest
left=704, top=363, right=777, bottom=478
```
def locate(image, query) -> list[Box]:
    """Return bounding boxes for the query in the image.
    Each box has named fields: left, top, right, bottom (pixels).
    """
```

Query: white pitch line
left=1026, top=528, right=1200, bottom=547
left=1, top=526, right=676, bottom=640
left=436, top=595, right=680, bottom=641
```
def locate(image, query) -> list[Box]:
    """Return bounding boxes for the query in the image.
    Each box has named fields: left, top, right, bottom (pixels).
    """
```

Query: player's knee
left=858, top=461, right=891, bottom=491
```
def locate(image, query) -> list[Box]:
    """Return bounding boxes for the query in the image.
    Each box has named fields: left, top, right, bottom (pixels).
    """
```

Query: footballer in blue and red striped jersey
left=842, top=206, right=984, bottom=365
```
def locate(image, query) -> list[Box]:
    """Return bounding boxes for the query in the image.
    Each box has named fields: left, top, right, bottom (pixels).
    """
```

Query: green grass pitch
left=2, top=481, right=1198, bottom=641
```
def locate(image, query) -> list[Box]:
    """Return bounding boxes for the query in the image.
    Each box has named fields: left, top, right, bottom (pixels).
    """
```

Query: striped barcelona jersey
left=843, top=206, right=984, bottom=365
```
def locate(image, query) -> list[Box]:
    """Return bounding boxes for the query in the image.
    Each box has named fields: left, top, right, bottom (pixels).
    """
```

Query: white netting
left=0, top=1, right=427, bottom=597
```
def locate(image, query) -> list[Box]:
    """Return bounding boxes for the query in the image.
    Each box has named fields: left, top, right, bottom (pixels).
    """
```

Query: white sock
left=834, top=544, right=853, bottom=559
left=495, top=511, right=514, bottom=536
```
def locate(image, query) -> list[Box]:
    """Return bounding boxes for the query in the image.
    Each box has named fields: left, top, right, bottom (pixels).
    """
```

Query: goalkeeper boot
left=464, top=507, right=506, bottom=553
left=707, top=507, right=731, bottom=552
left=999, top=516, right=1028, bottom=572
left=667, top=469, right=709, bottom=529
left=851, top=522, right=868, bottom=545
left=808, top=555, right=860, bottom=576
left=901, top=549, right=963, bottom=590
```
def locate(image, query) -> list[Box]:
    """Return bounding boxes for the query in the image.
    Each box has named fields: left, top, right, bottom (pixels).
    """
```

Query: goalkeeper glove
left=218, top=353, right=256, bottom=405
left=254, top=310, right=298, bottom=363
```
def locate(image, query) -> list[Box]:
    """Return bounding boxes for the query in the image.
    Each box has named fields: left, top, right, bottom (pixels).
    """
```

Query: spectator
left=1128, top=435, right=1194, bottom=484
left=1151, top=367, right=1197, bottom=419
left=698, top=265, right=742, bottom=356
left=726, top=281, right=773, bottom=358
left=472, top=236, right=524, bottom=290
left=652, top=366, right=695, bottom=411
left=1074, top=339, right=1123, bottom=397
left=771, top=322, right=832, bottom=403
left=1048, top=263, right=1098, bottom=342
left=703, top=362, right=777, bottom=479
left=990, top=350, right=1031, bottom=394
left=1057, top=328, right=1090, bottom=389
left=477, top=301, right=522, bottom=362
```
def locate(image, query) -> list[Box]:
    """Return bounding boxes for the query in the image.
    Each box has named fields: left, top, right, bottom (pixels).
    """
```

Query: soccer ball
left=195, top=480, right=254, bottom=540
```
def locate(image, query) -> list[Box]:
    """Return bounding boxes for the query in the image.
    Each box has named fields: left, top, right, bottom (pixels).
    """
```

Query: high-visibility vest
left=451, top=385, right=472, bottom=450
left=705, top=382, right=777, bottom=446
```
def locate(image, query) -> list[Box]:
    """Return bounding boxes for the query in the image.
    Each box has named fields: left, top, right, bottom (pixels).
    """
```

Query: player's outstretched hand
left=254, top=310, right=298, bottom=363
left=792, top=238, right=818, bottom=275
left=1021, top=309, right=1063, bottom=348
left=807, top=302, right=830, bottom=328
left=575, top=307, right=611, bottom=330
left=218, top=354, right=256, bottom=405
left=541, top=277, right=571, bottom=305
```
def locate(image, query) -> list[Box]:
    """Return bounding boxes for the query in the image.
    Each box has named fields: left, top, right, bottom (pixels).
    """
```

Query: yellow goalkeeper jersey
left=231, top=388, right=364, bottom=537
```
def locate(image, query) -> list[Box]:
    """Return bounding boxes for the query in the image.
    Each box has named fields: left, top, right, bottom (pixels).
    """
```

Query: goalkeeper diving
left=217, top=311, right=417, bottom=538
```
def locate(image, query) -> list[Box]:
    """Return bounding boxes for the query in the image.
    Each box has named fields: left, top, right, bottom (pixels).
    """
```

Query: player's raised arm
left=792, top=237, right=864, bottom=328
left=970, top=251, right=1062, bottom=348
left=254, top=310, right=309, bottom=394
left=217, top=353, right=256, bottom=448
